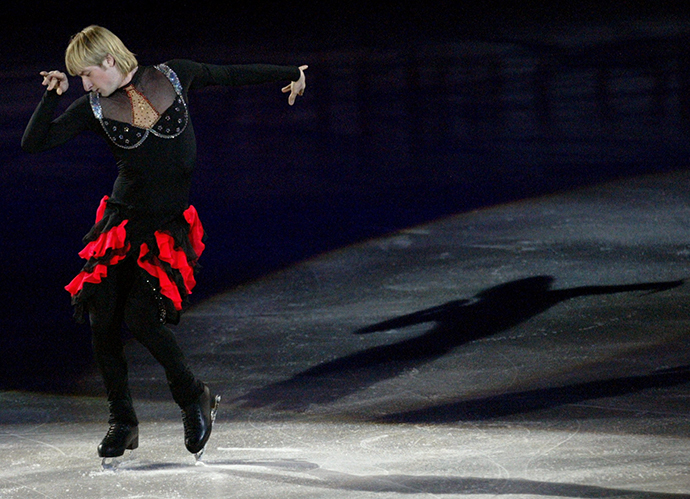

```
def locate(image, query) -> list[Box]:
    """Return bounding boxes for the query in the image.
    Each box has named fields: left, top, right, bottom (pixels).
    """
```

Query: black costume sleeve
left=21, top=90, right=93, bottom=153
left=166, top=59, right=301, bottom=93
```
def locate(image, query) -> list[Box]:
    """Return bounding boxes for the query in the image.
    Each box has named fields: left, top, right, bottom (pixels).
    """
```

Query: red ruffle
left=65, top=200, right=205, bottom=311
left=77, top=220, right=129, bottom=260
left=65, top=260, right=124, bottom=296
left=94, top=195, right=109, bottom=223
left=137, top=205, right=205, bottom=310
left=183, top=205, right=206, bottom=259
left=138, top=241, right=183, bottom=310
left=66, top=196, right=130, bottom=296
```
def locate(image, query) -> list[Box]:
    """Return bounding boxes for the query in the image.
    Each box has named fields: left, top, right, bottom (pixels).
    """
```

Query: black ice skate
left=181, top=384, right=220, bottom=460
left=98, top=423, right=138, bottom=469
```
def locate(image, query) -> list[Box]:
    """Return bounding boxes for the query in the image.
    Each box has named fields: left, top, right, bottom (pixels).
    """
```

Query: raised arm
left=21, top=70, right=91, bottom=153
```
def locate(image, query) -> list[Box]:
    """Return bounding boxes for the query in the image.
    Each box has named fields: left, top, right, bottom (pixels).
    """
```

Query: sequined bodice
left=89, top=64, right=189, bottom=149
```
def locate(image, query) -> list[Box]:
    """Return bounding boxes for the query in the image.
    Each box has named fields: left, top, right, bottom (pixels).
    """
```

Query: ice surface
left=2, top=172, right=690, bottom=498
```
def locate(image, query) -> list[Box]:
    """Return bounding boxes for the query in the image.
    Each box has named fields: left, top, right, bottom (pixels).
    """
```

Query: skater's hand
left=282, top=65, right=307, bottom=105
left=40, top=70, right=69, bottom=95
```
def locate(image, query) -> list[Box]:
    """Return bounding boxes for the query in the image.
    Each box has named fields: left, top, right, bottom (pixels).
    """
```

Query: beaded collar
left=89, top=64, right=189, bottom=149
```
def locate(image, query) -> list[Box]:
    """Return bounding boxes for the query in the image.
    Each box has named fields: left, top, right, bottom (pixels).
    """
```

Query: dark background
left=2, top=1, right=690, bottom=391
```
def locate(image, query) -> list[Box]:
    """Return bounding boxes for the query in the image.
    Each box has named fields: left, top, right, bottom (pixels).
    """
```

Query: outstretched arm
left=281, top=65, right=308, bottom=105
left=169, top=60, right=306, bottom=100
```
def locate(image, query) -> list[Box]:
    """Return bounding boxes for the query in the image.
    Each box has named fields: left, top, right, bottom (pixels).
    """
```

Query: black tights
left=87, top=256, right=203, bottom=425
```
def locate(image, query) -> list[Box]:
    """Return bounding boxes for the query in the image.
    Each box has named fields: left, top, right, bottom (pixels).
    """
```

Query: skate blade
left=211, top=394, right=221, bottom=423
left=101, top=449, right=136, bottom=471
left=194, top=394, right=221, bottom=463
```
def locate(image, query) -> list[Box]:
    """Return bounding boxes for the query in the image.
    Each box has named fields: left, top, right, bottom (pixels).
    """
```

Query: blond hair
left=65, top=25, right=138, bottom=76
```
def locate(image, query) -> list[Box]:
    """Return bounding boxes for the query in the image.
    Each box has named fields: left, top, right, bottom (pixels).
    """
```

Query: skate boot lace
left=104, top=423, right=133, bottom=443
left=182, top=404, right=204, bottom=440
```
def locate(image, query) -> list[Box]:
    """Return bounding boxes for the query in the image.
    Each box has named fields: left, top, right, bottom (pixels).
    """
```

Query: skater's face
left=78, top=55, right=125, bottom=97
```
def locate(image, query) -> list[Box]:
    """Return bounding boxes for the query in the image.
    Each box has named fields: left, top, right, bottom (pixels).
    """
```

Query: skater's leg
left=88, top=263, right=138, bottom=426
left=122, top=273, right=203, bottom=406
left=123, top=271, right=218, bottom=455
left=87, top=260, right=139, bottom=457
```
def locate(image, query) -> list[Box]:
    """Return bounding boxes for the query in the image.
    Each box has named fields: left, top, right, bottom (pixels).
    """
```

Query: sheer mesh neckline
left=89, top=64, right=189, bottom=149
left=96, top=65, right=176, bottom=127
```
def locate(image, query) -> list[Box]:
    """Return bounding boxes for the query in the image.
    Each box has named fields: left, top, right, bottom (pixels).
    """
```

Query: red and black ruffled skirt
left=65, top=196, right=206, bottom=324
